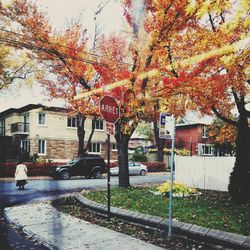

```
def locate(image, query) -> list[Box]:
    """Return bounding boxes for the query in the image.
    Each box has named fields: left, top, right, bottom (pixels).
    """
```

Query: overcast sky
left=0, top=0, right=124, bottom=112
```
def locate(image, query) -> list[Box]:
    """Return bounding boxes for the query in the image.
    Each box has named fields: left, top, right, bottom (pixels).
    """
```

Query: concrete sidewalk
left=4, top=202, right=164, bottom=250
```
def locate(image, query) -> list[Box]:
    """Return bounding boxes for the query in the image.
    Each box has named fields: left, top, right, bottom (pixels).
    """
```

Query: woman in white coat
left=15, top=161, right=28, bottom=190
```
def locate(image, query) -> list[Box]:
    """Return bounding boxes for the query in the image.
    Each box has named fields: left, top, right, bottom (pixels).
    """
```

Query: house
left=0, top=104, right=117, bottom=161
left=175, top=123, right=216, bottom=156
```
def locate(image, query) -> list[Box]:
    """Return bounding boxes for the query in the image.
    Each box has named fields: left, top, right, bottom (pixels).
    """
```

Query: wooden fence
left=175, top=156, right=235, bottom=191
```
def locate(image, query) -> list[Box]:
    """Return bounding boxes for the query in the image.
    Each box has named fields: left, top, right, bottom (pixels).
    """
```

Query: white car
left=110, top=162, right=148, bottom=176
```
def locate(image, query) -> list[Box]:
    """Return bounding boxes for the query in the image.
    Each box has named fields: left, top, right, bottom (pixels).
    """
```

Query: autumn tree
left=0, top=0, right=103, bottom=157
left=209, top=118, right=237, bottom=156
left=93, top=34, right=135, bottom=187
left=152, top=1, right=250, bottom=203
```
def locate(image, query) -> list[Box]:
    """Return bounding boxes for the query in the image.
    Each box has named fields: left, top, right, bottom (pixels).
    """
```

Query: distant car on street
left=110, top=162, right=148, bottom=176
left=51, top=155, right=106, bottom=180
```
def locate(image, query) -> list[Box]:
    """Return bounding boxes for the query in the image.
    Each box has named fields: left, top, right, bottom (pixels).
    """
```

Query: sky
left=0, top=0, right=125, bottom=112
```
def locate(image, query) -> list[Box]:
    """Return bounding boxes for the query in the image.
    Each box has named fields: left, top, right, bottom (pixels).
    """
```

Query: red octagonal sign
left=99, top=95, right=120, bottom=123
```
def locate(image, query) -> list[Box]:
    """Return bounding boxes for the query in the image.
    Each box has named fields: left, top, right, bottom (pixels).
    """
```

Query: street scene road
left=0, top=173, right=167, bottom=249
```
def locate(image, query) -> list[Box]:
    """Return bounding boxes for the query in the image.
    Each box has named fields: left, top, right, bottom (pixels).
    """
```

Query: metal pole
left=107, top=134, right=111, bottom=221
left=168, top=117, right=175, bottom=239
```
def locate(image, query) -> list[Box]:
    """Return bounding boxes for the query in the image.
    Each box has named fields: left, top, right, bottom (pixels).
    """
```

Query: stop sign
left=99, top=95, right=120, bottom=123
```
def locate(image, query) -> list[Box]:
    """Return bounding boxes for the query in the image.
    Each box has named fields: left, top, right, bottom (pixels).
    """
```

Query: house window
left=38, top=139, right=46, bottom=155
left=21, top=140, right=30, bottom=153
left=202, top=144, right=214, bottom=155
left=94, top=120, right=104, bottom=130
left=38, top=113, right=46, bottom=125
left=0, top=120, right=5, bottom=136
left=89, top=142, right=101, bottom=154
left=112, top=143, right=118, bottom=151
left=67, top=117, right=77, bottom=127
left=202, top=126, right=208, bottom=138
left=23, top=113, right=30, bottom=132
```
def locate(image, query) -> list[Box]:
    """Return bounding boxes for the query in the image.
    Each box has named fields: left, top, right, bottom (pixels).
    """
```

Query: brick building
left=175, top=123, right=215, bottom=156
left=0, top=104, right=117, bottom=161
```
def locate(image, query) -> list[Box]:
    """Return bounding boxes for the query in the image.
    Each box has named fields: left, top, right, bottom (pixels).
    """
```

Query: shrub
left=157, top=182, right=197, bottom=197
left=0, top=162, right=64, bottom=177
left=148, top=148, right=190, bottom=156
left=142, top=162, right=166, bottom=172
left=130, top=146, right=148, bottom=162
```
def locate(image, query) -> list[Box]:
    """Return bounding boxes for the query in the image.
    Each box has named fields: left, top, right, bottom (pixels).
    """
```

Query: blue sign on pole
left=160, top=113, right=166, bottom=126
left=159, top=113, right=174, bottom=139
left=159, top=113, right=176, bottom=239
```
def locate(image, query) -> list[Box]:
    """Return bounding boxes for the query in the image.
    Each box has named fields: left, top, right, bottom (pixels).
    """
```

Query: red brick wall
left=175, top=124, right=214, bottom=155
left=175, top=126, right=199, bottom=155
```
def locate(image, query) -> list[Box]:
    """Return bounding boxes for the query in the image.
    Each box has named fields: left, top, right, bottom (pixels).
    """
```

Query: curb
left=76, top=194, right=250, bottom=250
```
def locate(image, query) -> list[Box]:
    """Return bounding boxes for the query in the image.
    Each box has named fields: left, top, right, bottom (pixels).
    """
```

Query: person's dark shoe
left=18, top=187, right=21, bottom=190
left=21, top=186, right=24, bottom=190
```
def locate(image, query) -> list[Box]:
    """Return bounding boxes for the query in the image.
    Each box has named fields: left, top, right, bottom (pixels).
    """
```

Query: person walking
left=15, top=161, right=28, bottom=190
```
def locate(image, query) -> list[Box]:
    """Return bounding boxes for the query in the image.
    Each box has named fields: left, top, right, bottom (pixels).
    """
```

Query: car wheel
left=61, top=170, right=70, bottom=180
left=140, top=170, right=146, bottom=176
left=93, top=169, right=102, bottom=179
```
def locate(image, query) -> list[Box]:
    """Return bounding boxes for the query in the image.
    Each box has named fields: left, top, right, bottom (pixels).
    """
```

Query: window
left=21, top=140, right=30, bottom=153
left=0, top=120, right=5, bottom=135
left=202, top=144, right=214, bottom=155
left=89, top=142, right=101, bottom=154
left=112, top=143, right=118, bottom=151
left=67, top=117, right=77, bottom=127
left=38, top=113, right=46, bottom=125
left=23, top=113, right=30, bottom=132
left=38, top=139, right=46, bottom=155
left=94, top=120, right=104, bottom=130
left=23, top=113, right=29, bottom=123
left=202, top=126, right=208, bottom=138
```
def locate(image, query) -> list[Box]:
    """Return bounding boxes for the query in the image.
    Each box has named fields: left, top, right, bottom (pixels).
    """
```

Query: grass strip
left=83, top=186, right=250, bottom=236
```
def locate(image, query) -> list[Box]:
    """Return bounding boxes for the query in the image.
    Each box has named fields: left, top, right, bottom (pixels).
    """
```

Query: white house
left=0, top=104, right=117, bottom=161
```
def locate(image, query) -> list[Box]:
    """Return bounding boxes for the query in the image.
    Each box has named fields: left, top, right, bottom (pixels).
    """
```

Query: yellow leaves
left=185, top=5, right=196, bottom=16
left=220, top=54, right=237, bottom=67
left=196, top=1, right=210, bottom=18
left=1, top=0, right=14, bottom=8
left=157, top=181, right=197, bottom=196
left=220, top=0, right=250, bottom=34
left=0, top=46, right=10, bottom=58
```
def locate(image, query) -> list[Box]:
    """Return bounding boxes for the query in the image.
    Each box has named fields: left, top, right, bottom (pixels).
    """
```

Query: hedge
left=0, top=161, right=167, bottom=178
left=141, top=162, right=166, bottom=172
left=0, top=162, right=64, bottom=178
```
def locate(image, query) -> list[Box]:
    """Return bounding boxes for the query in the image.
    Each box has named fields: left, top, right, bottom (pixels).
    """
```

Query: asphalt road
left=0, top=173, right=168, bottom=249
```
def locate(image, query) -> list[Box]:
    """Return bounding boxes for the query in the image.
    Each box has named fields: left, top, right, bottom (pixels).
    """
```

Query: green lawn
left=83, top=186, right=250, bottom=236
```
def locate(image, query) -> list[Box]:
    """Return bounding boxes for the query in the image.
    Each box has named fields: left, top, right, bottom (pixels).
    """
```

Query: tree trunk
left=84, top=116, right=96, bottom=152
left=153, top=121, right=166, bottom=162
left=115, top=121, right=133, bottom=188
left=228, top=112, right=250, bottom=204
left=77, top=114, right=86, bottom=157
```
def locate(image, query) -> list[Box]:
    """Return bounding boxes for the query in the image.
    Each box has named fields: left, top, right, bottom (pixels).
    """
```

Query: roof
left=0, top=104, right=68, bottom=118
left=176, top=122, right=209, bottom=129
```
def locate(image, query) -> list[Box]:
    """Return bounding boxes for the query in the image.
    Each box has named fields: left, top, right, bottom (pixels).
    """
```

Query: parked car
left=51, top=155, right=106, bottom=180
left=110, top=162, right=148, bottom=176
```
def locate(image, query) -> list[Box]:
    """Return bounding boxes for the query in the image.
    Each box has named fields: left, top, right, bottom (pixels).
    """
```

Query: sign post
left=99, top=95, right=120, bottom=220
left=159, top=113, right=175, bottom=239
left=168, top=117, right=175, bottom=239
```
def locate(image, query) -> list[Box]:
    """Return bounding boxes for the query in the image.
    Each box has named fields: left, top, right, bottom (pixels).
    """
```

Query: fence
left=175, top=156, right=235, bottom=191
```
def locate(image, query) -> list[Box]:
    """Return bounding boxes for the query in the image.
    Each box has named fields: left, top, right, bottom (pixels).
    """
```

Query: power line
left=0, top=36, right=126, bottom=69
left=0, top=28, right=132, bottom=66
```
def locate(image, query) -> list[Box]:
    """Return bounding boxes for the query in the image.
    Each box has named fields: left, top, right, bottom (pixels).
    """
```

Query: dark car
left=51, top=155, right=106, bottom=180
